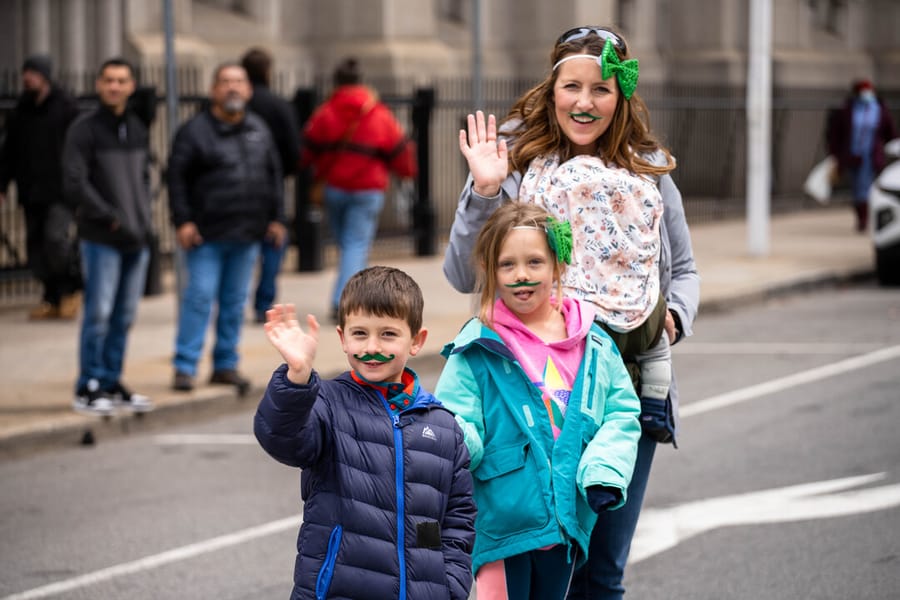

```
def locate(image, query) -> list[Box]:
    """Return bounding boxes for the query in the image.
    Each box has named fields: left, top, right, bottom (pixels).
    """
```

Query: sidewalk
left=0, top=207, right=875, bottom=457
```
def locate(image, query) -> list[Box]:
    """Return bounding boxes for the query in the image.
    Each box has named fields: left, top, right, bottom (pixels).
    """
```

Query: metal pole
left=746, top=0, right=772, bottom=256
left=472, top=0, right=483, bottom=111
left=163, top=0, right=178, bottom=145
left=163, top=0, right=184, bottom=301
left=293, top=88, right=324, bottom=272
left=412, top=88, right=436, bottom=256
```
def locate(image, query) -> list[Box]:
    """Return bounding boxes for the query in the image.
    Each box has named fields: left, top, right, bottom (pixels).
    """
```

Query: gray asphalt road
left=1, top=284, right=898, bottom=599
left=624, top=283, right=900, bottom=600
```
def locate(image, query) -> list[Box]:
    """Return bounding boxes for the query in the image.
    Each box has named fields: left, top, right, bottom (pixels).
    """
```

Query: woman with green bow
left=442, top=26, right=700, bottom=600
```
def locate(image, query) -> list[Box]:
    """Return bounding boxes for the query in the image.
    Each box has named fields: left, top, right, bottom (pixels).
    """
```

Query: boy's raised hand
left=264, top=304, right=319, bottom=385
left=458, top=110, right=508, bottom=197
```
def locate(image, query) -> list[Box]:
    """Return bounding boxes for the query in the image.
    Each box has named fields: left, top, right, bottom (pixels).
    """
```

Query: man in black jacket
left=168, top=62, right=284, bottom=394
left=63, top=57, right=154, bottom=415
left=241, top=47, right=300, bottom=323
left=0, top=55, right=82, bottom=320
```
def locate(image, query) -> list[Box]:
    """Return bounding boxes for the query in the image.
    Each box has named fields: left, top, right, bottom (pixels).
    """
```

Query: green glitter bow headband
left=545, top=217, right=573, bottom=265
left=600, top=38, right=639, bottom=99
left=552, top=38, right=640, bottom=100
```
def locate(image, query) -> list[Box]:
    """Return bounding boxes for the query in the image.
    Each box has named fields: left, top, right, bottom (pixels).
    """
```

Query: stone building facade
left=1, top=0, right=897, bottom=95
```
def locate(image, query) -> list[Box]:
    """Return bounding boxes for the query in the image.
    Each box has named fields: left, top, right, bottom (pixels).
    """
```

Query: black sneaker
left=105, top=381, right=154, bottom=413
left=172, top=371, right=195, bottom=392
left=73, top=379, right=114, bottom=416
left=209, top=369, right=251, bottom=397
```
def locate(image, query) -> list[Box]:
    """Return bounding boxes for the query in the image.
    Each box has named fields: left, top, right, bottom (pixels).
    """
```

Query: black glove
left=640, top=396, right=675, bottom=444
left=586, top=485, right=621, bottom=513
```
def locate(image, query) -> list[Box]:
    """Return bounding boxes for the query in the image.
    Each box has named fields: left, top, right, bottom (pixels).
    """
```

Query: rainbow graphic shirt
left=538, top=356, right=572, bottom=439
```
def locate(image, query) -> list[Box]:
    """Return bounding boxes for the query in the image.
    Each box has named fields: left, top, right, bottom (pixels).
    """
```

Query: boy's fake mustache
left=353, top=353, right=396, bottom=362
left=505, top=281, right=541, bottom=288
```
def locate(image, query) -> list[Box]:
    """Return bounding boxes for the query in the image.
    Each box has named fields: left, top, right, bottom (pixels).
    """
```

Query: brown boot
left=28, top=301, right=59, bottom=320
left=57, top=293, right=82, bottom=319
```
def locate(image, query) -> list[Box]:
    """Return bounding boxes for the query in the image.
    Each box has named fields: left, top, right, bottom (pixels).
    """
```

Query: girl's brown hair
left=504, top=26, right=675, bottom=177
left=473, top=202, right=565, bottom=327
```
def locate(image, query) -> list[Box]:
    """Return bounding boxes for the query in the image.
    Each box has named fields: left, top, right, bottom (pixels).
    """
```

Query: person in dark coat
left=0, top=55, right=82, bottom=320
left=255, top=266, right=476, bottom=600
left=241, top=47, right=301, bottom=323
left=826, top=79, right=898, bottom=231
left=167, top=62, right=285, bottom=394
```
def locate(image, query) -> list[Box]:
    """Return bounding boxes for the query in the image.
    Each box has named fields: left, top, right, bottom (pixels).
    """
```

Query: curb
left=697, top=268, right=875, bottom=315
left=0, top=389, right=256, bottom=460
left=0, top=269, right=876, bottom=460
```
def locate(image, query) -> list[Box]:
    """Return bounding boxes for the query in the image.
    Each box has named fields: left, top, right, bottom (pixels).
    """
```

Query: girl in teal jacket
left=434, top=203, right=641, bottom=599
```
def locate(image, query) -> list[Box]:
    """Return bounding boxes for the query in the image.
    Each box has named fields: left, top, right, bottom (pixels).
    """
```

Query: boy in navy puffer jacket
left=254, top=266, right=476, bottom=600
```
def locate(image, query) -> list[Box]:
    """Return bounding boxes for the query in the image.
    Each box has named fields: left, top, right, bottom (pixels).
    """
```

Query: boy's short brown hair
left=337, top=266, right=424, bottom=334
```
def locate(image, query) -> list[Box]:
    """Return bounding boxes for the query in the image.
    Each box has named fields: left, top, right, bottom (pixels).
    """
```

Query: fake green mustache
left=505, top=281, right=541, bottom=288
left=569, top=112, right=603, bottom=120
left=353, top=353, right=396, bottom=362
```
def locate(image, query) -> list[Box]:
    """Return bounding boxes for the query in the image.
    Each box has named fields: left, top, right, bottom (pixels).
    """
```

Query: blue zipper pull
left=392, top=414, right=401, bottom=428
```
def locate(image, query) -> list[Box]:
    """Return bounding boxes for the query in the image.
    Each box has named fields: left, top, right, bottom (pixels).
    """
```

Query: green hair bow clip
left=600, top=38, right=639, bottom=99
left=545, top=217, right=573, bottom=265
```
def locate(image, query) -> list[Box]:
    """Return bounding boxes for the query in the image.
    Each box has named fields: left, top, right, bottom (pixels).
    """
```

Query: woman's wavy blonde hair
left=504, top=26, right=675, bottom=176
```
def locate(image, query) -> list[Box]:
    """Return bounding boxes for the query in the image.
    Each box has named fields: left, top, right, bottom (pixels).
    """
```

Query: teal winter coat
left=434, top=318, right=641, bottom=574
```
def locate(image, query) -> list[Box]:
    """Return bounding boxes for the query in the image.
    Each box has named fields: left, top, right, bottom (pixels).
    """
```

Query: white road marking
left=681, top=344, right=900, bottom=418
left=630, top=472, right=900, bottom=564
left=153, top=433, right=258, bottom=445
left=2, top=516, right=302, bottom=600
left=673, top=342, right=882, bottom=355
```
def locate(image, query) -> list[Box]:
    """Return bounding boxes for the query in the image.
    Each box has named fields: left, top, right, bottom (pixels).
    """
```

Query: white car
left=870, top=138, right=900, bottom=286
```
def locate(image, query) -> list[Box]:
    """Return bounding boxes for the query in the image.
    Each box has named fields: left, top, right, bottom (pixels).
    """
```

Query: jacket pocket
left=472, top=442, right=550, bottom=540
left=315, top=525, right=343, bottom=600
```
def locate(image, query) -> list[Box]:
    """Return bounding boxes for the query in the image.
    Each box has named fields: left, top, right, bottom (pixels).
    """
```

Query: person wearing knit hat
left=0, top=54, right=81, bottom=321
left=240, top=47, right=300, bottom=325
left=22, top=54, right=53, bottom=83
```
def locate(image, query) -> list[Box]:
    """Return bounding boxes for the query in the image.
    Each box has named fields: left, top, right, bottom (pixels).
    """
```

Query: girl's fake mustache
left=505, top=281, right=540, bottom=288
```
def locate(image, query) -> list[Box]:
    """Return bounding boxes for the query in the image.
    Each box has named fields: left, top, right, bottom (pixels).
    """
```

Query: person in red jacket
left=301, top=58, right=417, bottom=321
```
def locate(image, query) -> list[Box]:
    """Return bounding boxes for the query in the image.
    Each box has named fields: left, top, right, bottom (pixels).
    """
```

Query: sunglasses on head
left=556, top=26, right=626, bottom=53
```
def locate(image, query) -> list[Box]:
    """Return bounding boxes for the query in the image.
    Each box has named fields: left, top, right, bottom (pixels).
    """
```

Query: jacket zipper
left=315, top=525, right=343, bottom=600
left=391, top=413, right=407, bottom=598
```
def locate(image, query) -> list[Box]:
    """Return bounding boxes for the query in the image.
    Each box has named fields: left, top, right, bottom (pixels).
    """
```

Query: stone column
left=629, top=0, right=665, bottom=82
left=26, top=0, right=51, bottom=54
left=61, top=0, right=89, bottom=79
left=96, top=0, right=124, bottom=60
left=242, top=0, right=281, bottom=38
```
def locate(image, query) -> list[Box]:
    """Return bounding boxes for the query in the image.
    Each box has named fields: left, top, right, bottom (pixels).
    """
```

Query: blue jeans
left=173, top=241, right=259, bottom=376
left=253, top=238, right=287, bottom=319
left=76, top=240, right=149, bottom=390
left=324, top=186, right=384, bottom=309
left=851, top=152, right=875, bottom=204
left=567, top=434, right=658, bottom=600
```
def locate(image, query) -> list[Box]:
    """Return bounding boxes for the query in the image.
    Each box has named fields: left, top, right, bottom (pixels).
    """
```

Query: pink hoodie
left=491, top=297, right=595, bottom=437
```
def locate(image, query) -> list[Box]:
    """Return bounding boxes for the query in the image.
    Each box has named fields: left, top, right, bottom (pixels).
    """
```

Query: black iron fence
left=2, top=69, right=898, bottom=306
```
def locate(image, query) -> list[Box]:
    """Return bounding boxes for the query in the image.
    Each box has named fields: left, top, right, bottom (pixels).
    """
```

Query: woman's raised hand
left=459, top=110, right=508, bottom=197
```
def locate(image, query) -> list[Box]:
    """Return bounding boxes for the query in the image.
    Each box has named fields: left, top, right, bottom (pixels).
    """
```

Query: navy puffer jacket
left=255, top=365, right=476, bottom=600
